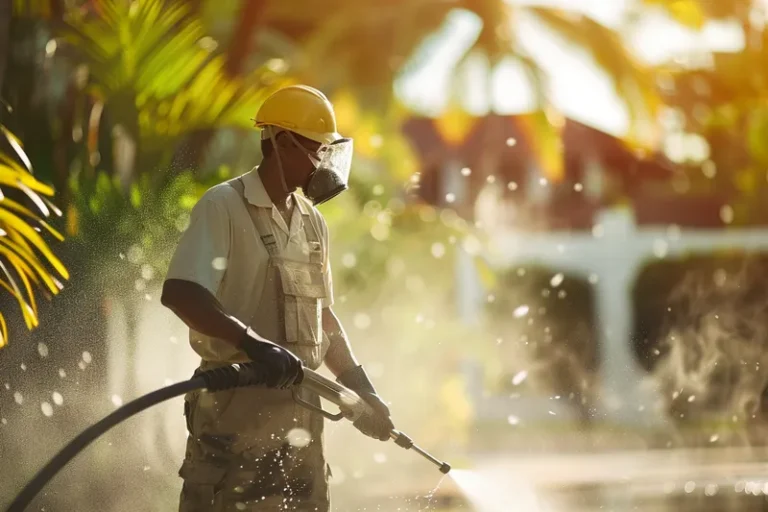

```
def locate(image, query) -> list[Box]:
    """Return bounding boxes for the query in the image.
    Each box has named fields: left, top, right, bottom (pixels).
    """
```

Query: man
left=161, top=85, right=395, bottom=511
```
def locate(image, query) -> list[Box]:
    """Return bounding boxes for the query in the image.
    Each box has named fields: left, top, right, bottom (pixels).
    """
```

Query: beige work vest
left=178, top=179, right=331, bottom=511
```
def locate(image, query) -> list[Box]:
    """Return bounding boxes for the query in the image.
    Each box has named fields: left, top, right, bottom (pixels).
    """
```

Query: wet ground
left=346, top=446, right=768, bottom=511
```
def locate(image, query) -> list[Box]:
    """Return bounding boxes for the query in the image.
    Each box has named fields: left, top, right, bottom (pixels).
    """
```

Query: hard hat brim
left=256, top=121, right=344, bottom=145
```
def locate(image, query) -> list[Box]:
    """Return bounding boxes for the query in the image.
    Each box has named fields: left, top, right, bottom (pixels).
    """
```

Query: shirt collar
left=242, top=168, right=272, bottom=208
left=242, top=167, right=312, bottom=215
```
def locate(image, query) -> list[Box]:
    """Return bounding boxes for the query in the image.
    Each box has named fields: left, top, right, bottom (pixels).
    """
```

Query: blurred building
left=401, top=112, right=768, bottom=428
left=403, top=113, right=677, bottom=231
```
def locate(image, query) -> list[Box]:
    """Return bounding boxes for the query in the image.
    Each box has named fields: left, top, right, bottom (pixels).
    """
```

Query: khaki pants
left=178, top=382, right=330, bottom=512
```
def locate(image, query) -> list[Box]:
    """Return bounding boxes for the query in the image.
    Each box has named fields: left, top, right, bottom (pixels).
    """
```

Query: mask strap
left=284, top=130, right=325, bottom=167
left=266, top=126, right=290, bottom=194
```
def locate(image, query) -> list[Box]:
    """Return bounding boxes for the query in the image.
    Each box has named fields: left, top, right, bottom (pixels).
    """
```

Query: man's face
left=274, top=131, right=324, bottom=190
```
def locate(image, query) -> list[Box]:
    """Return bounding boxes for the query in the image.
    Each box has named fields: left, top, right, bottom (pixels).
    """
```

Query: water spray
left=6, top=362, right=450, bottom=511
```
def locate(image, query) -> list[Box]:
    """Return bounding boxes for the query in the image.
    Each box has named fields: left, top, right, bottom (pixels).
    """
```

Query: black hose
left=5, top=362, right=271, bottom=512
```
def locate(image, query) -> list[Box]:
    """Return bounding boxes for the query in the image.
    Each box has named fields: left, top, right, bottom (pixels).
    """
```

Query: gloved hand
left=338, top=365, right=394, bottom=441
left=240, top=327, right=304, bottom=389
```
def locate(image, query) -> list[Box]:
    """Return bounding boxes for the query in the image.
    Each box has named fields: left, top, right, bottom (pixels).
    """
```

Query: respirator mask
left=264, top=127, right=353, bottom=206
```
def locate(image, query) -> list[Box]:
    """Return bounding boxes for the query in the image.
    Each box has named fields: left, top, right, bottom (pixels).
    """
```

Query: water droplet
left=684, top=481, right=696, bottom=493
left=506, top=138, right=517, bottom=147
left=513, top=305, right=529, bottom=318
left=709, top=434, right=719, bottom=443
left=687, top=395, right=696, bottom=402
left=588, top=273, right=599, bottom=284
left=58, top=368, right=66, bottom=378
left=702, top=160, right=716, bottom=178
left=373, top=453, right=387, bottom=464
left=704, top=483, right=718, bottom=496
left=212, top=257, right=227, bottom=270
left=286, top=428, right=311, bottom=448
left=0, top=418, right=6, bottom=425
left=548, top=411, right=556, bottom=416
left=3, top=383, right=9, bottom=390
left=370, top=223, right=389, bottom=241
left=486, top=175, right=496, bottom=184
left=431, top=243, right=445, bottom=259
left=82, top=351, right=92, bottom=364
left=445, top=193, right=456, bottom=203
left=37, top=343, right=49, bottom=358
left=557, top=290, right=567, bottom=299
left=507, top=415, right=520, bottom=425
left=720, top=205, right=734, bottom=224
left=52, top=392, right=63, bottom=406
left=573, top=183, right=583, bottom=192
left=20, top=363, right=26, bottom=371
left=713, top=268, right=727, bottom=287
left=550, top=273, right=564, bottom=288
left=340, top=252, right=357, bottom=269
left=353, top=313, right=371, bottom=330
left=372, top=184, right=384, bottom=196
left=487, top=294, right=495, bottom=303
left=14, top=392, right=23, bottom=404
left=41, top=402, right=53, bottom=417
left=144, top=293, right=152, bottom=301
left=127, top=245, right=144, bottom=264
left=111, top=395, right=123, bottom=407
left=140, top=264, right=154, bottom=280
left=45, top=39, right=57, bottom=57
left=512, top=371, right=528, bottom=386
left=539, top=178, right=548, bottom=187
left=235, top=503, right=247, bottom=511
left=461, top=235, right=482, bottom=255
left=461, top=167, right=472, bottom=176
left=507, top=181, right=518, bottom=191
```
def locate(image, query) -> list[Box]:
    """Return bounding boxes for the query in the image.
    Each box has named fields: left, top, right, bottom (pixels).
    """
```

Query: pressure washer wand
left=390, top=430, right=452, bottom=474
left=297, top=368, right=451, bottom=474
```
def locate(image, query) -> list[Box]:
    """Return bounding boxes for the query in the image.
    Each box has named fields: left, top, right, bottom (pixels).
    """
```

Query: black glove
left=338, top=365, right=394, bottom=441
left=240, top=327, right=304, bottom=389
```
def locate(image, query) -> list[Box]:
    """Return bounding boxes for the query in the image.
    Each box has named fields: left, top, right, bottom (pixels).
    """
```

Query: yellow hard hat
left=254, top=85, right=343, bottom=145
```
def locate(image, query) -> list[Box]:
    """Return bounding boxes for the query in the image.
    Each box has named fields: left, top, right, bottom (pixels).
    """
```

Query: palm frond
left=0, top=124, right=67, bottom=348
left=62, top=0, right=288, bottom=153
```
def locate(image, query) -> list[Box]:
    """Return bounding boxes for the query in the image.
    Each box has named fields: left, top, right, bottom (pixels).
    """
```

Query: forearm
left=322, top=307, right=359, bottom=377
left=161, top=279, right=246, bottom=347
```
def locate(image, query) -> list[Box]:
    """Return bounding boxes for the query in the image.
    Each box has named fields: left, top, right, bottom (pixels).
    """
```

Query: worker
left=161, top=85, right=395, bottom=511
